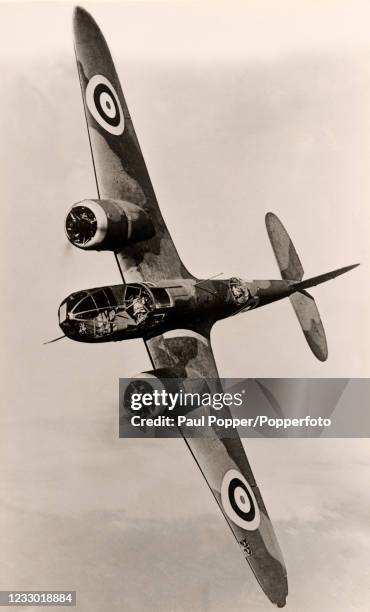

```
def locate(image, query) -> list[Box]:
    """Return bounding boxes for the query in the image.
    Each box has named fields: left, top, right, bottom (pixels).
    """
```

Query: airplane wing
left=73, top=7, right=192, bottom=282
left=75, top=7, right=287, bottom=605
left=146, top=331, right=288, bottom=608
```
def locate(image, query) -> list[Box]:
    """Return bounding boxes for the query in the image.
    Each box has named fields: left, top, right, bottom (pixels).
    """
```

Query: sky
left=0, top=2, right=369, bottom=611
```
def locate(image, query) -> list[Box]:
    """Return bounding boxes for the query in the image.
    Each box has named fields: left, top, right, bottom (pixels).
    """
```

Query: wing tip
left=266, top=575, right=288, bottom=608
left=275, top=575, right=288, bottom=608
left=73, top=5, right=88, bottom=23
left=73, top=5, right=100, bottom=38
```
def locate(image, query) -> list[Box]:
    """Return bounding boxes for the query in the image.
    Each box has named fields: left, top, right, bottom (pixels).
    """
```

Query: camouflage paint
left=70, top=6, right=358, bottom=607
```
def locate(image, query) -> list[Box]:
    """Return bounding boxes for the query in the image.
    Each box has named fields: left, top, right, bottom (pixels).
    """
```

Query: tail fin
left=265, top=212, right=359, bottom=361
left=265, top=212, right=304, bottom=281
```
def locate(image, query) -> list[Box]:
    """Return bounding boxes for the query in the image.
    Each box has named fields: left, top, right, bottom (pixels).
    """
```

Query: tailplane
left=289, top=290, right=328, bottom=361
left=265, top=212, right=304, bottom=281
left=265, top=212, right=358, bottom=361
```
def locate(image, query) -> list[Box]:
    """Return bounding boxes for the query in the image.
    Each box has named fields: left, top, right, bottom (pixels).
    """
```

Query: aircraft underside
left=51, top=6, right=360, bottom=607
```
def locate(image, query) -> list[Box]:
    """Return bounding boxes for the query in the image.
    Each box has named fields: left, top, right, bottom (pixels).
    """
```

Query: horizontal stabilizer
left=265, top=212, right=304, bottom=281
left=289, top=291, right=328, bottom=361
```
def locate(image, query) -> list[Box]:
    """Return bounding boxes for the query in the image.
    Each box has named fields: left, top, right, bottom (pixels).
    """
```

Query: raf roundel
left=86, top=75, right=124, bottom=136
left=221, top=469, right=260, bottom=531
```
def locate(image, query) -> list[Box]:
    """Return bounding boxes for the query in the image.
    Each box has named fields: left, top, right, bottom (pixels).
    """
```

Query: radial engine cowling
left=120, top=369, right=211, bottom=421
left=65, top=199, right=155, bottom=251
left=121, top=370, right=184, bottom=419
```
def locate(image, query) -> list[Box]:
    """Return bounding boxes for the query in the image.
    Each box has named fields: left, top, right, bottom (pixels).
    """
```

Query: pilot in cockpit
left=95, top=308, right=117, bottom=336
left=230, top=278, right=249, bottom=304
left=131, top=296, right=149, bottom=324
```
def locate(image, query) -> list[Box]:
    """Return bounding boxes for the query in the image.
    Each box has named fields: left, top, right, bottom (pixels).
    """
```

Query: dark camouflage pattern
left=71, top=7, right=359, bottom=608
left=265, top=212, right=304, bottom=281
left=146, top=331, right=288, bottom=606
left=73, top=7, right=192, bottom=282
left=265, top=210, right=358, bottom=361
left=73, top=7, right=288, bottom=606
left=290, top=290, right=328, bottom=361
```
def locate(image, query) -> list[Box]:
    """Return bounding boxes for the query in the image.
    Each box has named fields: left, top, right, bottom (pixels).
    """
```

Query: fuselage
left=59, top=277, right=294, bottom=343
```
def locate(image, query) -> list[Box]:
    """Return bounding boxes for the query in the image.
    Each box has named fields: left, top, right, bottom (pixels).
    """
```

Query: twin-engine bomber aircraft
left=56, top=7, right=359, bottom=607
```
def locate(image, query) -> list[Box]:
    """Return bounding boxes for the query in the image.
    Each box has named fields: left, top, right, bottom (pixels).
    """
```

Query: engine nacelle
left=121, top=369, right=184, bottom=419
left=65, top=198, right=155, bottom=251
left=120, top=369, right=211, bottom=421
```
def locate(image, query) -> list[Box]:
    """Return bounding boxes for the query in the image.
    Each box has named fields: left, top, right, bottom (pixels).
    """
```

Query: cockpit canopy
left=59, top=283, right=170, bottom=341
left=67, top=287, right=118, bottom=320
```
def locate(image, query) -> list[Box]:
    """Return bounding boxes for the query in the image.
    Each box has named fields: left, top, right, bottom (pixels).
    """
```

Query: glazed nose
left=58, top=301, right=68, bottom=325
